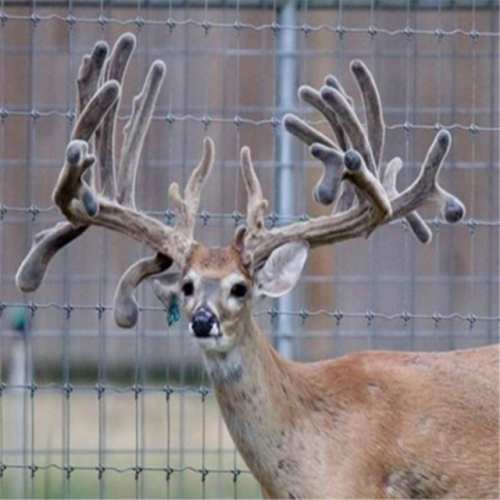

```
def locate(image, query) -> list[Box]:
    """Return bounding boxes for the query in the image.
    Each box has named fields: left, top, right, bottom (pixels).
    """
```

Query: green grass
left=0, top=391, right=262, bottom=499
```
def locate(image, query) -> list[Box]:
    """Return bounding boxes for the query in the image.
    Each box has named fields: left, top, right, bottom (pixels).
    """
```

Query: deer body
left=206, top=316, right=499, bottom=499
left=16, top=33, right=498, bottom=499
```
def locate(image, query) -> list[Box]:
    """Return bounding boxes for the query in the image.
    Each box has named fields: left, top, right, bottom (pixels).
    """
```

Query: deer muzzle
left=191, top=307, right=220, bottom=338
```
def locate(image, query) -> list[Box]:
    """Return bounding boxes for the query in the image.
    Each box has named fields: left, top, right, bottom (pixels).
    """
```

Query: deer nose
left=191, top=307, right=218, bottom=338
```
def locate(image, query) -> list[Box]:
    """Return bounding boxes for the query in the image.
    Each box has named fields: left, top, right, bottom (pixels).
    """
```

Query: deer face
left=153, top=241, right=309, bottom=353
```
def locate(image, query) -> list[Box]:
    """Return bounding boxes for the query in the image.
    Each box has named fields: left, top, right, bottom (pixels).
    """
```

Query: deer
left=16, top=33, right=498, bottom=499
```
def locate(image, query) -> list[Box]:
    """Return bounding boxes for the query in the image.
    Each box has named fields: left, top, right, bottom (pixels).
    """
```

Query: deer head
left=16, top=33, right=465, bottom=355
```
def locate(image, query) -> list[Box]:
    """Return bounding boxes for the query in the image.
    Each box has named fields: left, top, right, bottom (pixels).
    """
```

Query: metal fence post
left=275, top=0, right=298, bottom=359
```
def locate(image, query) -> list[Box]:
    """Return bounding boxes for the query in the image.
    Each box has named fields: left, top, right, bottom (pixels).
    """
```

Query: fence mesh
left=0, top=0, right=498, bottom=498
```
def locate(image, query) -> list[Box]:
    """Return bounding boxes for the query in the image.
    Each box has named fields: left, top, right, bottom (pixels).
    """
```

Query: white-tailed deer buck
left=16, top=33, right=498, bottom=499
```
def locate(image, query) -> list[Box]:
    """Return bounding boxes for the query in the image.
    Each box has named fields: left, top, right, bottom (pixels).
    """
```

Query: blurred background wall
left=0, top=0, right=498, bottom=498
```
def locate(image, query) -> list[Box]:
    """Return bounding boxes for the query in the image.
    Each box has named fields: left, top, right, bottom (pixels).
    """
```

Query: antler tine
left=283, top=114, right=337, bottom=149
left=391, top=130, right=465, bottom=224
left=77, top=41, right=109, bottom=117
left=114, top=253, right=173, bottom=328
left=108, top=59, right=169, bottom=328
left=241, top=146, right=268, bottom=235
left=349, top=60, right=384, bottom=172
left=168, top=137, right=215, bottom=238
left=117, top=60, right=166, bottom=208
left=324, top=74, right=354, bottom=108
left=309, top=144, right=344, bottom=206
left=95, top=33, right=136, bottom=199
left=16, top=223, right=87, bottom=292
left=319, top=86, right=377, bottom=177
left=383, top=157, right=432, bottom=244
left=297, top=86, right=348, bottom=151
left=16, top=43, right=112, bottom=292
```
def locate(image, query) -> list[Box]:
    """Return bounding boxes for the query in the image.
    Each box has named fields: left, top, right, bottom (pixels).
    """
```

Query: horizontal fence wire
left=0, top=0, right=498, bottom=498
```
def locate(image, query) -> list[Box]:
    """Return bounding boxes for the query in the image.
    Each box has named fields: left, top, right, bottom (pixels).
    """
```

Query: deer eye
left=230, top=283, right=248, bottom=298
left=182, top=281, right=194, bottom=297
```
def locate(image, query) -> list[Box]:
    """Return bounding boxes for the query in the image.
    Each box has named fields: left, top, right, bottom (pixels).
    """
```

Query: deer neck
left=203, top=315, right=308, bottom=493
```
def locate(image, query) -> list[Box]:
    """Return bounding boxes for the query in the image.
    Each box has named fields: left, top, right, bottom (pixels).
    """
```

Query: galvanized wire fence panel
left=0, top=0, right=498, bottom=498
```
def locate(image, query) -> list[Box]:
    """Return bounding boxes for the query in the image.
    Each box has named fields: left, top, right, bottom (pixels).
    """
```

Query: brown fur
left=187, top=244, right=251, bottom=279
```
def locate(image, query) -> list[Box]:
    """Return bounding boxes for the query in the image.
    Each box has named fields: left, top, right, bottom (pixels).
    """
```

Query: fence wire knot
left=201, top=20, right=212, bottom=35
left=365, top=309, right=375, bottom=326
left=30, top=13, right=40, bottom=27
left=28, top=204, right=40, bottom=221
left=0, top=107, right=9, bottom=121
left=333, top=310, right=343, bottom=325
left=63, top=302, right=74, bottom=319
left=467, top=218, right=477, bottom=234
left=65, top=465, right=74, bottom=480
left=299, top=308, right=309, bottom=324
left=368, top=25, right=378, bottom=39
left=132, top=384, right=143, bottom=399
left=401, top=311, right=411, bottom=327
left=268, top=307, right=278, bottom=324
left=469, top=29, right=479, bottom=42
left=95, top=304, right=106, bottom=319
left=134, top=466, right=143, bottom=480
left=432, top=313, right=442, bottom=328
left=63, top=383, right=73, bottom=398
left=165, top=466, right=174, bottom=481
left=200, top=210, right=210, bottom=226
left=29, top=463, right=38, bottom=478
left=466, top=313, right=477, bottom=330
left=164, top=385, right=174, bottom=400
left=199, top=467, right=209, bottom=482
left=231, top=210, right=243, bottom=226
left=434, top=28, right=444, bottom=41
left=469, top=123, right=479, bottom=135
left=268, top=212, right=279, bottom=228
left=96, top=464, right=106, bottom=479
left=27, top=301, right=37, bottom=317
left=95, top=384, right=105, bottom=399
left=198, top=386, right=210, bottom=401
left=29, top=383, right=38, bottom=398
left=163, top=208, right=176, bottom=226
left=166, top=17, right=176, bottom=32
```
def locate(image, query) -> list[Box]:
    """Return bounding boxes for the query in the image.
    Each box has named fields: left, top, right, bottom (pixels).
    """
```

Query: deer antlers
left=239, top=60, right=465, bottom=266
left=16, top=33, right=213, bottom=327
left=16, top=35, right=465, bottom=328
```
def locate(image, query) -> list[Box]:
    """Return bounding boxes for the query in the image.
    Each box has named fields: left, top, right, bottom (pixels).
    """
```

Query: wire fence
left=0, top=0, right=498, bottom=498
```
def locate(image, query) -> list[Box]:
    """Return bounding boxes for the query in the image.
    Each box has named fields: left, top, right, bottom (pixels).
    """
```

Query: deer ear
left=254, top=241, right=309, bottom=298
left=151, top=273, right=181, bottom=304
left=151, top=273, right=183, bottom=326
